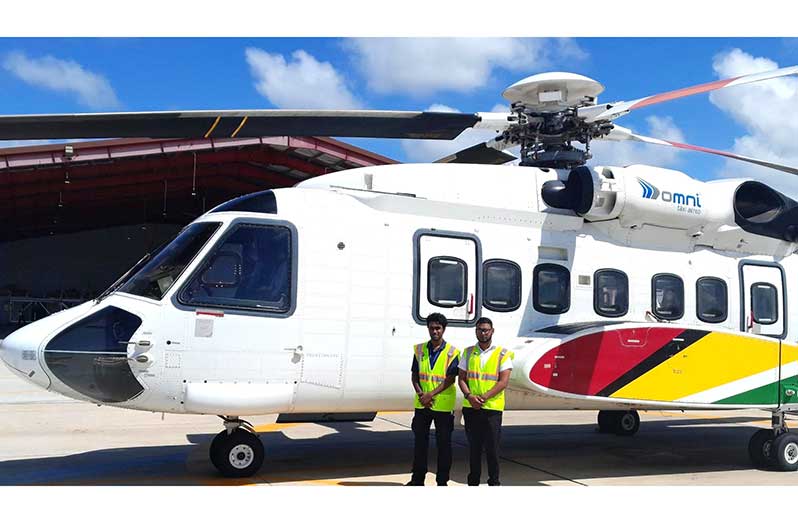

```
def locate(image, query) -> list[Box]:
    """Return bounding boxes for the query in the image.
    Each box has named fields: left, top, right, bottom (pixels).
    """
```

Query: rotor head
left=502, top=72, right=605, bottom=112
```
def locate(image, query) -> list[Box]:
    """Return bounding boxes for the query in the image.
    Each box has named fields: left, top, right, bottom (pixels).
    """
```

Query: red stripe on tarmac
left=529, top=327, right=685, bottom=396
left=629, top=77, right=739, bottom=110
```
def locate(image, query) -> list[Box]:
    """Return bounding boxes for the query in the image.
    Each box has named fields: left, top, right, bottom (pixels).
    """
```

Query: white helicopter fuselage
left=3, top=163, right=798, bottom=417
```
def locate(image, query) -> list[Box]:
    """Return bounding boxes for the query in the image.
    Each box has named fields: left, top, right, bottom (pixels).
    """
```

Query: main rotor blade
left=603, top=125, right=798, bottom=176
left=434, top=142, right=517, bottom=164
left=579, top=64, right=798, bottom=123
left=0, top=109, right=486, bottom=141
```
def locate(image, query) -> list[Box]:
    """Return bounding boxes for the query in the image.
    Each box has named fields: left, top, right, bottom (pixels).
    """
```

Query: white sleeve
left=458, top=354, right=468, bottom=372
left=499, top=354, right=514, bottom=372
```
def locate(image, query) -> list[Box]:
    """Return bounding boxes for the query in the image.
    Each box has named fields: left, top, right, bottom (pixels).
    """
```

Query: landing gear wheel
left=773, top=433, right=798, bottom=472
left=210, top=429, right=264, bottom=478
left=614, top=410, right=640, bottom=436
left=748, top=429, right=776, bottom=469
left=597, top=410, right=618, bottom=433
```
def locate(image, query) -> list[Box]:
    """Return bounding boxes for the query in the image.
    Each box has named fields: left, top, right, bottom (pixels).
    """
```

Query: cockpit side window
left=118, top=222, right=221, bottom=301
left=178, top=223, right=293, bottom=313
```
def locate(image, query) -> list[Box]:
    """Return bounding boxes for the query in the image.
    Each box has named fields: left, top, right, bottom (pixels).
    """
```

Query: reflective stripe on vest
left=413, top=341, right=459, bottom=412
left=462, top=345, right=512, bottom=412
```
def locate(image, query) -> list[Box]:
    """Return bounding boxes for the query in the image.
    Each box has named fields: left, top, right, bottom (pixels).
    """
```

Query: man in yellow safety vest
left=406, top=312, right=460, bottom=486
left=458, top=317, right=513, bottom=486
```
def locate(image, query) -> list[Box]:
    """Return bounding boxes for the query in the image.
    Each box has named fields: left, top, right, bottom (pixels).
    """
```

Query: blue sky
left=1, top=37, right=797, bottom=195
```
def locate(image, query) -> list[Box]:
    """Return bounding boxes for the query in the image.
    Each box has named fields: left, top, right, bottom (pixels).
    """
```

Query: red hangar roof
left=0, top=136, right=397, bottom=242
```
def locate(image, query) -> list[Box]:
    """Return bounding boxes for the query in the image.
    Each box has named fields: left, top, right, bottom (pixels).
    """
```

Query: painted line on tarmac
left=375, top=414, right=587, bottom=487
left=252, top=422, right=299, bottom=432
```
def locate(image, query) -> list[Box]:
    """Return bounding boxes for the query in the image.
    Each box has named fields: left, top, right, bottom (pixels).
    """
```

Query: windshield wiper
left=95, top=252, right=152, bottom=303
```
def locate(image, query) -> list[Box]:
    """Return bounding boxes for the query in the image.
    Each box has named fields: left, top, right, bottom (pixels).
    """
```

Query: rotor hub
left=496, top=73, right=613, bottom=169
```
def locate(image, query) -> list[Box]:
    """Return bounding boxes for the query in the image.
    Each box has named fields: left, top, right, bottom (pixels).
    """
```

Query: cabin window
left=652, top=274, right=684, bottom=320
left=696, top=277, right=728, bottom=323
left=179, top=223, right=292, bottom=313
left=483, top=259, right=521, bottom=312
left=751, top=283, right=778, bottom=325
left=428, top=257, right=467, bottom=307
left=533, top=264, right=570, bottom=314
left=594, top=269, right=628, bottom=317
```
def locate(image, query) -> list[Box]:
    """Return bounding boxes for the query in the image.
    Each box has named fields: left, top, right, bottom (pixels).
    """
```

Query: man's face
left=475, top=323, right=493, bottom=345
left=428, top=322, right=444, bottom=343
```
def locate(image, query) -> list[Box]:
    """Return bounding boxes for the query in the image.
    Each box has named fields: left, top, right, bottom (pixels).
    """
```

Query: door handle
left=467, top=293, right=474, bottom=315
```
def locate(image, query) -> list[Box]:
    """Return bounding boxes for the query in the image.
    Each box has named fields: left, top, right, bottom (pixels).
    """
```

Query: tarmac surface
left=2, top=361, right=798, bottom=486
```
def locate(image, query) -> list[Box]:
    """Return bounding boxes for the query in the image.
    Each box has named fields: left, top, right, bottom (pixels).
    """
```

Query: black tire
left=597, top=410, right=618, bottom=433
left=209, top=430, right=231, bottom=470
left=614, top=410, right=640, bottom=436
left=747, top=429, right=776, bottom=469
left=211, top=429, right=264, bottom=478
left=773, top=433, right=798, bottom=472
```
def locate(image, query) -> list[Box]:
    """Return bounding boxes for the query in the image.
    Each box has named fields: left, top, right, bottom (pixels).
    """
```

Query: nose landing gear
left=210, top=416, right=265, bottom=478
left=748, top=411, right=798, bottom=472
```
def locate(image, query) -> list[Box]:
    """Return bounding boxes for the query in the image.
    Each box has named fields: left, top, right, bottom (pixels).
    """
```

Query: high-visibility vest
left=413, top=341, right=459, bottom=412
left=462, top=345, right=513, bottom=412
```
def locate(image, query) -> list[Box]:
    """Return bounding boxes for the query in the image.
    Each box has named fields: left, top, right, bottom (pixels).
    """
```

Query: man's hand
left=420, top=392, right=434, bottom=408
left=471, top=395, right=486, bottom=410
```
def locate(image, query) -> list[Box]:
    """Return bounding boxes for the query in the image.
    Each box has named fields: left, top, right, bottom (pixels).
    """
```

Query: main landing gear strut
left=210, top=416, right=265, bottom=477
left=597, top=410, right=641, bottom=436
left=748, top=411, right=798, bottom=471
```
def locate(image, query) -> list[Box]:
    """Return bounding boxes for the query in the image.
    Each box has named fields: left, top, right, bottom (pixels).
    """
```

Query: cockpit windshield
left=118, top=222, right=221, bottom=300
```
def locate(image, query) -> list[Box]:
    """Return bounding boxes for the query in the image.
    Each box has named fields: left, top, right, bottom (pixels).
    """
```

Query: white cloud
left=589, top=115, right=686, bottom=168
left=2, top=52, right=120, bottom=110
left=245, top=48, right=361, bottom=109
left=347, top=38, right=587, bottom=96
left=707, top=48, right=798, bottom=198
left=400, top=103, right=517, bottom=163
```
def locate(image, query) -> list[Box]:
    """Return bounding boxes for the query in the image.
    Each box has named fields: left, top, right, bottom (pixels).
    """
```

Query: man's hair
left=426, top=313, right=448, bottom=328
left=475, top=316, right=493, bottom=327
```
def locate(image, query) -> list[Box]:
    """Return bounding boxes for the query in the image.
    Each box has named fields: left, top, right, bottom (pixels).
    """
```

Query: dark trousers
left=462, top=407, right=503, bottom=486
left=411, top=408, right=454, bottom=485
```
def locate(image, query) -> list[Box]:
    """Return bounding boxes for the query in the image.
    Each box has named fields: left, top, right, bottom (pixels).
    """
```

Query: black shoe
left=405, top=480, right=424, bottom=486
left=437, top=482, right=448, bottom=486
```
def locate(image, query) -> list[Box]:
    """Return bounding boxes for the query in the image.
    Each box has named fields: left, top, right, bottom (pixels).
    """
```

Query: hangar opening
left=0, top=136, right=395, bottom=336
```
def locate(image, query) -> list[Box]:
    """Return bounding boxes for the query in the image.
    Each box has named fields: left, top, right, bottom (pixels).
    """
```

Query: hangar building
left=0, top=136, right=395, bottom=335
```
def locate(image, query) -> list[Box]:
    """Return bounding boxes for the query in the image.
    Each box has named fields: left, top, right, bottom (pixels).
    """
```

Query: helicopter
left=2, top=64, right=798, bottom=477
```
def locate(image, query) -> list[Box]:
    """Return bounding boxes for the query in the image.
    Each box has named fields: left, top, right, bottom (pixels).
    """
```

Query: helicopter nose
left=1, top=322, right=52, bottom=390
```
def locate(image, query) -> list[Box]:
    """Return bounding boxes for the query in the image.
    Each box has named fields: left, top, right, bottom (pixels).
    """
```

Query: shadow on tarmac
left=0, top=415, right=787, bottom=486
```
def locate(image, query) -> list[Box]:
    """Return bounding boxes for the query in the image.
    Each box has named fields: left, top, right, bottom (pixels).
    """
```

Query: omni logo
left=638, top=178, right=660, bottom=200
left=637, top=177, right=702, bottom=208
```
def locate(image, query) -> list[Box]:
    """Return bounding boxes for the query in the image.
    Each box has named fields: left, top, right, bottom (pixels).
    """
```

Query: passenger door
left=415, top=231, right=480, bottom=325
left=740, top=262, right=784, bottom=410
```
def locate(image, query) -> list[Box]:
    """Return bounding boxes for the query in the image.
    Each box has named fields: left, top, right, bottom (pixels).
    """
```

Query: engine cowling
left=540, top=164, right=798, bottom=245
